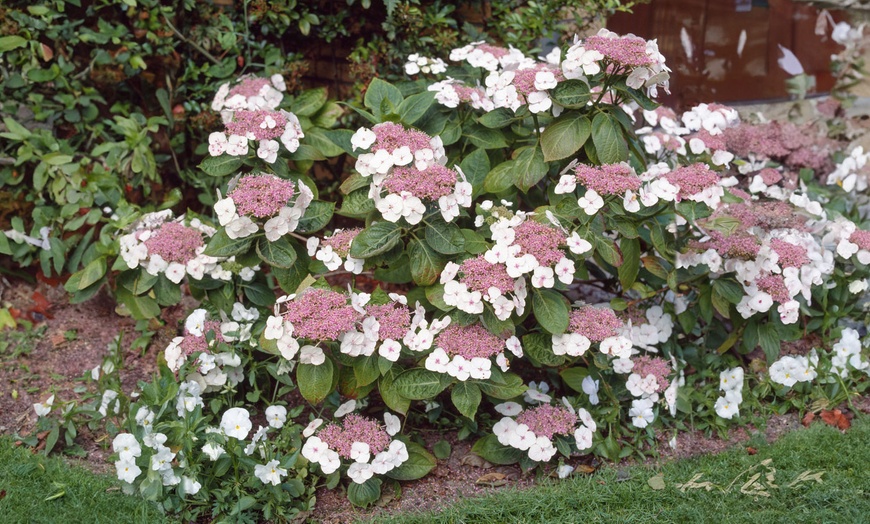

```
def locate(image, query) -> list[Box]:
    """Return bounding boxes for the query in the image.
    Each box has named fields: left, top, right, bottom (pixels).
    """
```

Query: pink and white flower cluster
left=164, top=307, right=247, bottom=391
left=769, top=352, right=818, bottom=387
left=352, top=123, right=471, bottom=223
left=214, top=173, right=313, bottom=241
left=208, top=75, right=303, bottom=163
left=552, top=305, right=632, bottom=359
left=423, top=321, right=522, bottom=380
left=404, top=53, right=447, bottom=75
left=439, top=255, right=527, bottom=320
left=428, top=78, right=494, bottom=111
left=301, top=412, right=407, bottom=484
left=484, top=212, right=575, bottom=289
left=265, top=288, right=414, bottom=364
left=831, top=328, right=869, bottom=377
left=306, top=228, right=365, bottom=274
left=119, top=210, right=228, bottom=284
left=492, top=402, right=596, bottom=462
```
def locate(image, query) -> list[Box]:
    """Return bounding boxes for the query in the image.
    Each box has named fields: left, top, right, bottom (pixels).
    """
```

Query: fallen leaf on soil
left=0, top=490, right=6, bottom=500
left=820, top=409, right=851, bottom=431
left=476, top=472, right=507, bottom=486
left=746, top=447, right=758, bottom=455
left=30, top=291, right=53, bottom=319
left=648, top=473, right=665, bottom=490
left=460, top=453, right=492, bottom=469
left=616, top=469, right=632, bottom=482
left=575, top=464, right=598, bottom=475
left=802, top=412, right=815, bottom=427
left=49, top=333, right=67, bottom=347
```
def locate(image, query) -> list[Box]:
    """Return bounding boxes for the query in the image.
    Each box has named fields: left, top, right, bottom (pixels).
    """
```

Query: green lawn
left=375, top=417, right=870, bottom=524
left=0, top=438, right=170, bottom=524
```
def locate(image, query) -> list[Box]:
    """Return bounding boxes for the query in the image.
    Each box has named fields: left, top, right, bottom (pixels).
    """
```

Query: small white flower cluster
left=449, top=41, right=529, bottom=72
left=212, top=74, right=286, bottom=112
left=680, top=103, right=740, bottom=136
left=439, top=260, right=527, bottom=320
left=826, top=217, right=870, bottom=265
left=306, top=230, right=365, bottom=275
left=404, top=54, right=447, bottom=75
left=214, top=178, right=314, bottom=241
left=714, top=367, right=744, bottom=420
left=484, top=66, right=559, bottom=114
left=625, top=305, right=674, bottom=351
left=769, top=352, right=817, bottom=387
left=427, top=78, right=495, bottom=111
left=401, top=303, right=451, bottom=353
left=33, top=394, right=55, bottom=417
left=827, top=146, right=869, bottom=193
left=119, top=211, right=227, bottom=284
left=638, top=104, right=738, bottom=166
left=301, top=412, right=407, bottom=484
left=832, top=328, right=869, bottom=377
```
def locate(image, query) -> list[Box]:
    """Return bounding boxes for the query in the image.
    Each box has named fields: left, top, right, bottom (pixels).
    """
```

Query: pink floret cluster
left=568, top=306, right=622, bottom=342
left=435, top=323, right=504, bottom=359
left=849, top=230, right=870, bottom=250
left=476, top=44, right=510, bottom=58
left=228, top=77, right=270, bottom=98
left=318, top=414, right=391, bottom=459
left=585, top=34, right=653, bottom=67
left=511, top=65, right=564, bottom=97
left=756, top=274, right=792, bottom=304
left=383, top=164, right=457, bottom=200
left=229, top=174, right=296, bottom=218
left=459, top=256, right=515, bottom=294
left=322, top=228, right=362, bottom=257
left=513, top=221, right=566, bottom=267
left=284, top=289, right=360, bottom=341
left=365, top=302, right=411, bottom=341
left=632, top=356, right=671, bottom=392
left=708, top=232, right=760, bottom=259
left=144, top=222, right=204, bottom=265
left=224, top=110, right=288, bottom=141
left=770, top=239, right=810, bottom=268
left=515, top=405, right=578, bottom=440
left=179, top=320, right=224, bottom=356
left=574, top=163, right=642, bottom=195
left=372, top=122, right=432, bottom=153
left=664, top=163, right=719, bottom=198
left=725, top=201, right=805, bottom=231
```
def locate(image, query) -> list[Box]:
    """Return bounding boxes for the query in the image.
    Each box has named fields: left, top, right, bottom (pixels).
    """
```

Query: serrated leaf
left=297, top=359, right=334, bottom=404
left=204, top=229, right=253, bottom=257
left=386, top=440, right=436, bottom=481
left=409, top=239, right=445, bottom=286
left=532, top=288, right=569, bottom=334
left=451, top=382, right=482, bottom=419
left=478, top=108, right=517, bottom=129
left=397, top=91, right=435, bottom=125
left=364, top=78, right=404, bottom=116
left=297, top=200, right=334, bottom=233
left=459, top=149, right=490, bottom=196
left=471, top=434, right=522, bottom=465
left=338, top=187, right=376, bottom=218
left=514, top=146, right=548, bottom=192
left=77, top=256, right=106, bottom=290
left=522, top=333, right=565, bottom=367
left=551, top=79, right=591, bottom=108
left=392, top=368, right=449, bottom=400
left=256, top=236, right=298, bottom=269
left=541, top=115, right=591, bottom=162
left=591, top=113, right=628, bottom=164
left=483, top=161, right=516, bottom=194
left=618, top=237, right=640, bottom=290
left=425, top=221, right=465, bottom=255
left=347, top=477, right=381, bottom=508
left=349, top=222, right=402, bottom=259
left=464, top=124, right=508, bottom=149
left=199, top=155, right=244, bottom=177
left=560, top=366, right=590, bottom=394
left=292, top=87, right=327, bottom=117
left=477, top=372, right=526, bottom=399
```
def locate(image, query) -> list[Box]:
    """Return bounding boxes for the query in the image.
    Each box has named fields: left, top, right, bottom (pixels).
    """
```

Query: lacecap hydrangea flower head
left=493, top=400, right=596, bottom=463
left=214, top=173, right=313, bottom=241
left=118, top=210, right=227, bottom=284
